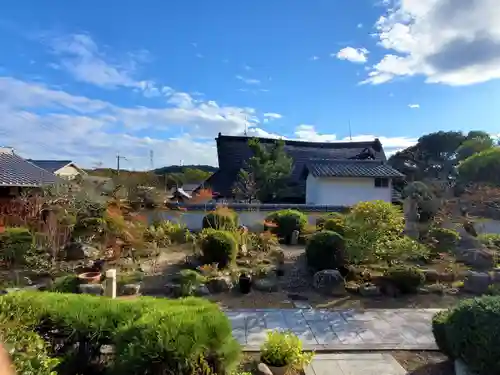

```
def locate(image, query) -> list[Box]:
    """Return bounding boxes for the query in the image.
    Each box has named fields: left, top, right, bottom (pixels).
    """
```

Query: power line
left=116, top=154, right=127, bottom=175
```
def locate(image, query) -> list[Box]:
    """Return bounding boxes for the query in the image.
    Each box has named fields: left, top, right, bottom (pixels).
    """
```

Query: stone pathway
left=305, top=353, right=406, bottom=375
left=226, top=308, right=440, bottom=350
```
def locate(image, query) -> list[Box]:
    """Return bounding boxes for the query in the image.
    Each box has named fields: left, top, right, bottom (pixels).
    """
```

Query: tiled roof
left=207, top=135, right=392, bottom=197
left=0, top=151, right=59, bottom=187
left=305, top=160, right=405, bottom=178
left=27, top=160, right=73, bottom=173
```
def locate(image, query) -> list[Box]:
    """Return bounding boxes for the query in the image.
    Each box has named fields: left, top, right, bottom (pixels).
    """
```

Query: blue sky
left=0, top=0, right=499, bottom=169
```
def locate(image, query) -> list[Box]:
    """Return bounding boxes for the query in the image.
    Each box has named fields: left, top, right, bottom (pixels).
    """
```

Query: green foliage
left=458, top=147, right=500, bottom=185
left=385, top=266, right=425, bottom=293
left=0, top=227, right=33, bottom=266
left=202, top=208, right=239, bottom=230
left=444, top=296, right=500, bottom=375
left=305, top=231, right=345, bottom=271
left=200, top=229, right=238, bottom=268
left=178, top=269, right=206, bottom=296
left=377, top=236, right=430, bottom=266
left=266, top=209, right=308, bottom=239
left=317, top=213, right=347, bottom=236
left=260, top=330, right=313, bottom=370
left=0, top=292, right=241, bottom=375
left=51, top=274, right=80, bottom=294
left=0, top=319, right=60, bottom=375
left=428, top=227, right=461, bottom=252
left=432, top=310, right=453, bottom=358
left=456, top=132, right=494, bottom=161
left=235, top=138, right=293, bottom=203
left=403, top=181, right=441, bottom=222
left=343, top=201, right=405, bottom=264
left=145, top=220, right=190, bottom=246
left=478, top=233, right=500, bottom=249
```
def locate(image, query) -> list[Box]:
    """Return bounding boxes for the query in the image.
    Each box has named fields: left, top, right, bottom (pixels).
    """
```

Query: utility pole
left=348, top=120, right=353, bottom=141
left=116, top=154, right=127, bottom=175
left=149, top=150, right=154, bottom=171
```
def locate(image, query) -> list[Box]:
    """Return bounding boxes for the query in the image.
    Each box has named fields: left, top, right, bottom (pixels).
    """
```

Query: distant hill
left=153, top=165, right=218, bottom=175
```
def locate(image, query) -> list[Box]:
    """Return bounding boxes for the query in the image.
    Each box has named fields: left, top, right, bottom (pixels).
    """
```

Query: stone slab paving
left=305, top=353, right=407, bottom=375
left=226, top=308, right=441, bottom=350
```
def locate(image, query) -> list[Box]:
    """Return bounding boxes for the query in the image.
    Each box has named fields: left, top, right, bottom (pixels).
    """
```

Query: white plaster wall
left=152, top=211, right=324, bottom=231
left=55, top=165, right=82, bottom=179
left=306, top=175, right=391, bottom=206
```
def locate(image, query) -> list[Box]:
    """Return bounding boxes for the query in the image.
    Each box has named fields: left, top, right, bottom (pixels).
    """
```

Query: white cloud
left=408, top=103, right=420, bottom=109
left=236, top=75, right=261, bottom=85
left=357, top=23, right=363, bottom=28
left=294, top=125, right=338, bottom=142
left=50, top=33, right=151, bottom=91
left=310, top=56, right=320, bottom=61
left=263, top=113, right=282, bottom=119
left=364, top=0, right=500, bottom=85
left=335, top=47, right=369, bottom=63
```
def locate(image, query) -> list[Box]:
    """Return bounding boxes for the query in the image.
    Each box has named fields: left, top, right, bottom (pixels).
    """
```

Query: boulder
left=121, top=283, right=141, bottom=296
left=422, top=269, right=439, bottom=282
left=253, top=277, right=279, bottom=292
left=313, top=270, right=345, bottom=295
left=456, top=249, right=494, bottom=269
left=463, top=271, right=491, bottom=295
left=206, top=276, right=233, bottom=293
left=257, top=363, right=273, bottom=375
left=164, top=282, right=182, bottom=297
left=65, top=242, right=100, bottom=261
left=79, top=284, right=103, bottom=296
left=194, top=284, right=210, bottom=296
left=359, top=283, right=381, bottom=297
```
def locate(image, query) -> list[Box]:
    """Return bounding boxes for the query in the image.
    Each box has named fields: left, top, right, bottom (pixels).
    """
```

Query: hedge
left=431, top=310, right=453, bottom=358
left=0, top=292, right=241, bottom=375
left=444, top=296, right=500, bottom=375
left=265, top=209, right=307, bottom=240
left=200, top=229, right=238, bottom=268
left=305, top=231, right=346, bottom=271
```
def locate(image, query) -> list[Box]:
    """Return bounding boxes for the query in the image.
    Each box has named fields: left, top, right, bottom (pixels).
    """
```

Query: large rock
left=422, top=269, right=439, bottom=282
left=194, top=284, right=211, bottom=296
left=164, top=282, right=182, bottom=297
left=65, top=242, right=100, bottom=261
left=253, top=277, right=279, bottom=292
left=456, top=249, right=494, bottom=269
left=121, top=283, right=141, bottom=296
left=463, top=271, right=491, bottom=294
left=359, top=283, right=381, bottom=297
left=206, top=276, right=233, bottom=293
left=313, top=270, right=345, bottom=295
left=79, top=284, right=103, bottom=296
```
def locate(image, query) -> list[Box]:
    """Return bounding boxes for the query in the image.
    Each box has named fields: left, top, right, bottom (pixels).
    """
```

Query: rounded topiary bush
left=266, top=209, right=308, bottom=240
left=385, top=266, right=424, bottom=293
left=322, top=215, right=347, bottom=236
left=428, top=227, right=461, bottom=252
left=432, top=310, right=453, bottom=358
left=445, top=296, right=500, bottom=375
left=202, top=209, right=238, bottom=230
left=200, top=229, right=238, bottom=268
left=305, top=231, right=346, bottom=272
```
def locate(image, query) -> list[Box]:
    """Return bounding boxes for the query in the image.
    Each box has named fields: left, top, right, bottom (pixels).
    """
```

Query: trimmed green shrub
left=0, top=318, right=60, bottom=375
left=200, top=229, right=238, bottom=268
left=432, top=310, right=453, bottom=358
left=202, top=208, right=239, bottom=230
left=385, top=266, right=425, bottom=293
left=51, top=274, right=80, bottom=293
left=0, top=292, right=241, bottom=375
left=305, top=230, right=346, bottom=271
left=266, top=209, right=307, bottom=240
left=444, top=296, right=500, bottom=375
left=178, top=269, right=206, bottom=296
left=428, top=227, right=461, bottom=252
left=316, top=212, right=346, bottom=233
left=0, top=227, right=33, bottom=265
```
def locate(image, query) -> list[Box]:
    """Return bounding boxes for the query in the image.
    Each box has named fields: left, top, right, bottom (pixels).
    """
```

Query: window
left=374, top=178, right=389, bottom=188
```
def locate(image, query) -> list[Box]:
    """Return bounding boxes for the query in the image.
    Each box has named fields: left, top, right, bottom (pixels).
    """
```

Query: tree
left=233, top=138, right=293, bottom=203
left=458, top=148, right=500, bottom=186
left=232, top=170, right=258, bottom=202
left=456, top=131, right=494, bottom=161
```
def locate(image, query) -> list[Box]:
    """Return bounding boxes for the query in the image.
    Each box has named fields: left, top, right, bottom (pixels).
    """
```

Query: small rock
left=423, top=269, right=439, bottom=282
left=359, top=283, right=381, bottom=297
left=492, top=268, right=500, bottom=283
left=438, top=272, right=455, bottom=282
left=418, top=287, right=430, bottom=294
left=345, top=281, right=360, bottom=294
left=206, top=276, right=233, bottom=293
left=164, top=282, right=182, bottom=297
left=78, top=284, right=103, bottom=296
left=425, top=283, right=446, bottom=295
left=290, top=230, right=300, bottom=245
left=194, top=284, right=210, bottom=296
left=257, top=363, right=273, bottom=375
left=122, top=283, right=141, bottom=296
left=313, top=270, right=345, bottom=295
left=65, top=242, right=99, bottom=261
left=464, top=271, right=492, bottom=294
left=446, top=288, right=460, bottom=295
left=253, top=277, right=279, bottom=292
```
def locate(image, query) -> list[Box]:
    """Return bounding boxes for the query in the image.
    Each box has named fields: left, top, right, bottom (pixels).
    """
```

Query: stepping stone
left=305, top=353, right=406, bottom=375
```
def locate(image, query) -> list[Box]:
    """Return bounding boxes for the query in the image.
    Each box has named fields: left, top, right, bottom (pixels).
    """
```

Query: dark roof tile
left=27, top=160, right=73, bottom=173
left=0, top=151, right=59, bottom=186
left=305, top=160, right=405, bottom=178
